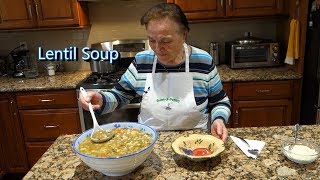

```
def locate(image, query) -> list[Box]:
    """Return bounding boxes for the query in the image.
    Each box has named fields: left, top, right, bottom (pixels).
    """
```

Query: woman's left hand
left=211, top=119, right=228, bottom=142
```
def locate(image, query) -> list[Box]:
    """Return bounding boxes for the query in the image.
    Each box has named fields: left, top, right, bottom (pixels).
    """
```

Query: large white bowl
left=73, top=122, right=158, bottom=176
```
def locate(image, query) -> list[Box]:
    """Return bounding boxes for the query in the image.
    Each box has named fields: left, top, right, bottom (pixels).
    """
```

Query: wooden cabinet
left=167, top=0, right=224, bottom=20
left=17, top=90, right=81, bottom=167
left=0, top=0, right=35, bottom=29
left=0, top=93, right=29, bottom=173
left=167, top=0, right=285, bottom=21
left=233, top=99, right=292, bottom=127
left=25, top=142, right=53, bottom=166
left=222, top=82, right=232, bottom=127
left=226, top=0, right=284, bottom=17
left=0, top=0, right=89, bottom=30
left=232, top=80, right=293, bottom=127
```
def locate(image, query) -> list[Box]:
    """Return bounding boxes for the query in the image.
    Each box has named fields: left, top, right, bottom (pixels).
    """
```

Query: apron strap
left=152, top=43, right=190, bottom=73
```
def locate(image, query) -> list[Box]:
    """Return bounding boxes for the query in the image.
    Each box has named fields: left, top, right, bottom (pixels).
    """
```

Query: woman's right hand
left=78, top=91, right=103, bottom=111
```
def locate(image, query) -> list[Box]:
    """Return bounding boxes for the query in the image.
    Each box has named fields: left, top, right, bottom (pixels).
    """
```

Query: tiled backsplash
left=0, top=0, right=276, bottom=72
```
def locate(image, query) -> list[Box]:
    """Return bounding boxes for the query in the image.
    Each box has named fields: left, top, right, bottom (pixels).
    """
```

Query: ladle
left=79, top=87, right=114, bottom=143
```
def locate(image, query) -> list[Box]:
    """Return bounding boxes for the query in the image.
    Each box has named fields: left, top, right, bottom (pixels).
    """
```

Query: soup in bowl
left=73, top=122, right=158, bottom=176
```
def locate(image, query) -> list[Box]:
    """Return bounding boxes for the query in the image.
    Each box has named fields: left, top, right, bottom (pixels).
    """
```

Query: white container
left=282, top=140, right=319, bottom=164
left=47, top=66, right=55, bottom=76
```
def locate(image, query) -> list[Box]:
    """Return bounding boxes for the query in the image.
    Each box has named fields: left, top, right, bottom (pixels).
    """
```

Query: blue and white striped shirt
left=99, top=45, right=231, bottom=123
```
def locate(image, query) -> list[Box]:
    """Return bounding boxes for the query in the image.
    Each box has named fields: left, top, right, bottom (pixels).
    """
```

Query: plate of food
left=171, top=134, right=225, bottom=161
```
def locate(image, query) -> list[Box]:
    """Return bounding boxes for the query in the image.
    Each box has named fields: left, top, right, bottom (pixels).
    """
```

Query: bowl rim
left=282, top=140, right=320, bottom=156
left=72, top=122, right=158, bottom=159
left=171, top=133, right=225, bottom=160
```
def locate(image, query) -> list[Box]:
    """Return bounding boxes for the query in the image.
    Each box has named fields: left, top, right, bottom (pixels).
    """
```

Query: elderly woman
left=79, top=3, right=231, bottom=141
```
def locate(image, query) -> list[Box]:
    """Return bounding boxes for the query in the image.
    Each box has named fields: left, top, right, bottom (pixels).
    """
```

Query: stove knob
left=272, top=44, right=279, bottom=52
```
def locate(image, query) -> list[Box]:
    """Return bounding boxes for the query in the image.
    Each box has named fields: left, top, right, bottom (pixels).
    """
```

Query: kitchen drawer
left=234, top=81, right=292, bottom=100
left=16, top=90, right=77, bottom=109
left=19, top=108, right=81, bottom=141
left=25, top=142, right=53, bottom=167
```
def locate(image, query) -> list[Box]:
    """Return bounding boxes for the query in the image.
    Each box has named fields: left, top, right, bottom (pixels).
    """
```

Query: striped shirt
left=99, top=45, right=231, bottom=123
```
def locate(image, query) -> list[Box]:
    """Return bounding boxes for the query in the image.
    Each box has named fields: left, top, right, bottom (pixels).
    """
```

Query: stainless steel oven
left=77, top=39, right=149, bottom=131
left=77, top=89, right=140, bottom=131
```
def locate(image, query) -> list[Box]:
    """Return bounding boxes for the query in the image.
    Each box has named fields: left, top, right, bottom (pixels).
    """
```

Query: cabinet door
left=0, top=131, right=6, bottom=176
left=167, top=0, right=224, bottom=20
left=25, top=142, right=53, bottom=167
left=34, top=0, right=80, bottom=27
left=0, top=95, right=29, bottom=173
left=0, top=0, right=36, bottom=29
left=233, top=99, right=292, bottom=127
left=226, top=0, right=284, bottom=17
left=20, top=108, right=81, bottom=141
left=222, top=82, right=232, bottom=127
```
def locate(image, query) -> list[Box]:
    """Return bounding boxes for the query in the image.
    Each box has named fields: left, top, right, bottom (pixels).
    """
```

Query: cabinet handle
left=28, top=4, right=33, bottom=19
left=220, top=0, right=223, bottom=8
left=39, top=99, right=55, bottom=102
left=235, top=110, right=239, bottom=125
left=43, top=125, right=59, bottom=129
left=10, top=100, right=17, bottom=116
left=229, top=0, right=232, bottom=6
left=256, top=89, right=272, bottom=93
left=35, top=3, right=39, bottom=17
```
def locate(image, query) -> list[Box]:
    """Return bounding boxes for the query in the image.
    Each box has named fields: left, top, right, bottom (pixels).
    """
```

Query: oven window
left=83, top=108, right=140, bottom=130
left=234, top=47, right=268, bottom=63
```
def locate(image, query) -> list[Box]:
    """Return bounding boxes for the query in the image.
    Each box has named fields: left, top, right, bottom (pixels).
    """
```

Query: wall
left=0, top=0, right=276, bottom=72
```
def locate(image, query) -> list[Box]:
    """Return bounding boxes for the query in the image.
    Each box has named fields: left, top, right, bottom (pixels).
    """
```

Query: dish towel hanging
left=285, top=19, right=300, bottom=65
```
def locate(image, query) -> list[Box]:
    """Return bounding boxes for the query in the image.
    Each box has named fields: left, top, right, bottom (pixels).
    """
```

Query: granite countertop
left=24, top=125, right=320, bottom=179
left=217, top=65, right=302, bottom=82
left=0, top=71, right=91, bottom=92
left=0, top=66, right=301, bottom=92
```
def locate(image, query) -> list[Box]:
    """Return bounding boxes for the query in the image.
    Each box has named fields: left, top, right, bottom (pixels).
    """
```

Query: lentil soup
left=78, top=128, right=153, bottom=158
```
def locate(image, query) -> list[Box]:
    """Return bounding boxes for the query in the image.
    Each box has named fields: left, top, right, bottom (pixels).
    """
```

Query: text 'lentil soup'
left=78, top=128, right=153, bottom=158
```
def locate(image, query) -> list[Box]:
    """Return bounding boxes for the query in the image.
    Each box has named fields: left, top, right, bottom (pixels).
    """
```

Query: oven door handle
left=121, top=103, right=140, bottom=109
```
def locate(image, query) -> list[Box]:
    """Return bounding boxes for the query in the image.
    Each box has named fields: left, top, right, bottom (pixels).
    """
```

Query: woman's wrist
left=211, top=116, right=226, bottom=124
left=94, top=92, right=106, bottom=115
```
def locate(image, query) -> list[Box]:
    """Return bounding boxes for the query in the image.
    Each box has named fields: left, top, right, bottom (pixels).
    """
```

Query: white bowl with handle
left=73, top=122, right=158, bottom=176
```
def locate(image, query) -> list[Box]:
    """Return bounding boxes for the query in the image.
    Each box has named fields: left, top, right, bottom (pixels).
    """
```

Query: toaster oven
left=225, top=40, right=281, bottom=69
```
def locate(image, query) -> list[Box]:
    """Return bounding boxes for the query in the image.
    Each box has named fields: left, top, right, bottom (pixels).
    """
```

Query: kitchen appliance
left=225, top=33, right=280, bottom=69
left=77, top=39, right=150, bottom=131
left=300, top=2, right=320, bottom=125
left=209, top=42, right=220, bottom=65
left=8, top=45, right=30, bottom=78
left=89, top=39, right=149, bottom=74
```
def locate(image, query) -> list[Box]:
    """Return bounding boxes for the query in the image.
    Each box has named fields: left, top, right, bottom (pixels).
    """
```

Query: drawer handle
left=39, top=99, right=55, bottom=102
left=256, top=89, right=272, bottom=93
left=35, top=3, right=39, bottom=17
left=235, top=110, right=239, bottom=125
left=43, top=125, right=59, bottom=129
left=28, top=4, right=33, bottom=19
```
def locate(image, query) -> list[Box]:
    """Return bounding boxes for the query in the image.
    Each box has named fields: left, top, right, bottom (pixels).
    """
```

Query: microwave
left=225, top=42, right=281, bottom=69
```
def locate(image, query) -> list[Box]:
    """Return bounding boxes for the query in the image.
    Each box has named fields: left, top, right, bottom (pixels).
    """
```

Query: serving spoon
left=238, top=137, right=259, bottom=155
left=289, top=124, right=300, bottom=150
left=79, top=87, right=114, bottom=143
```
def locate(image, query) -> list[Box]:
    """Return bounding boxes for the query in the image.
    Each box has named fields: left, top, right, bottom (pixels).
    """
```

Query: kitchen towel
left=230, top=136, right=266, bottom=159
left=285, top=19, right=300, bottom=65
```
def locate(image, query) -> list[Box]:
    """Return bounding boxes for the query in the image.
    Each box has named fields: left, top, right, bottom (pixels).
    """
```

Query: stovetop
left=77, top=71, right=125, bottom=89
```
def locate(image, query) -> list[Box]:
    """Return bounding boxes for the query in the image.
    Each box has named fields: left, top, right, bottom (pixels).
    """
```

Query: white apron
left=138, top=43, right=207, bottom=130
